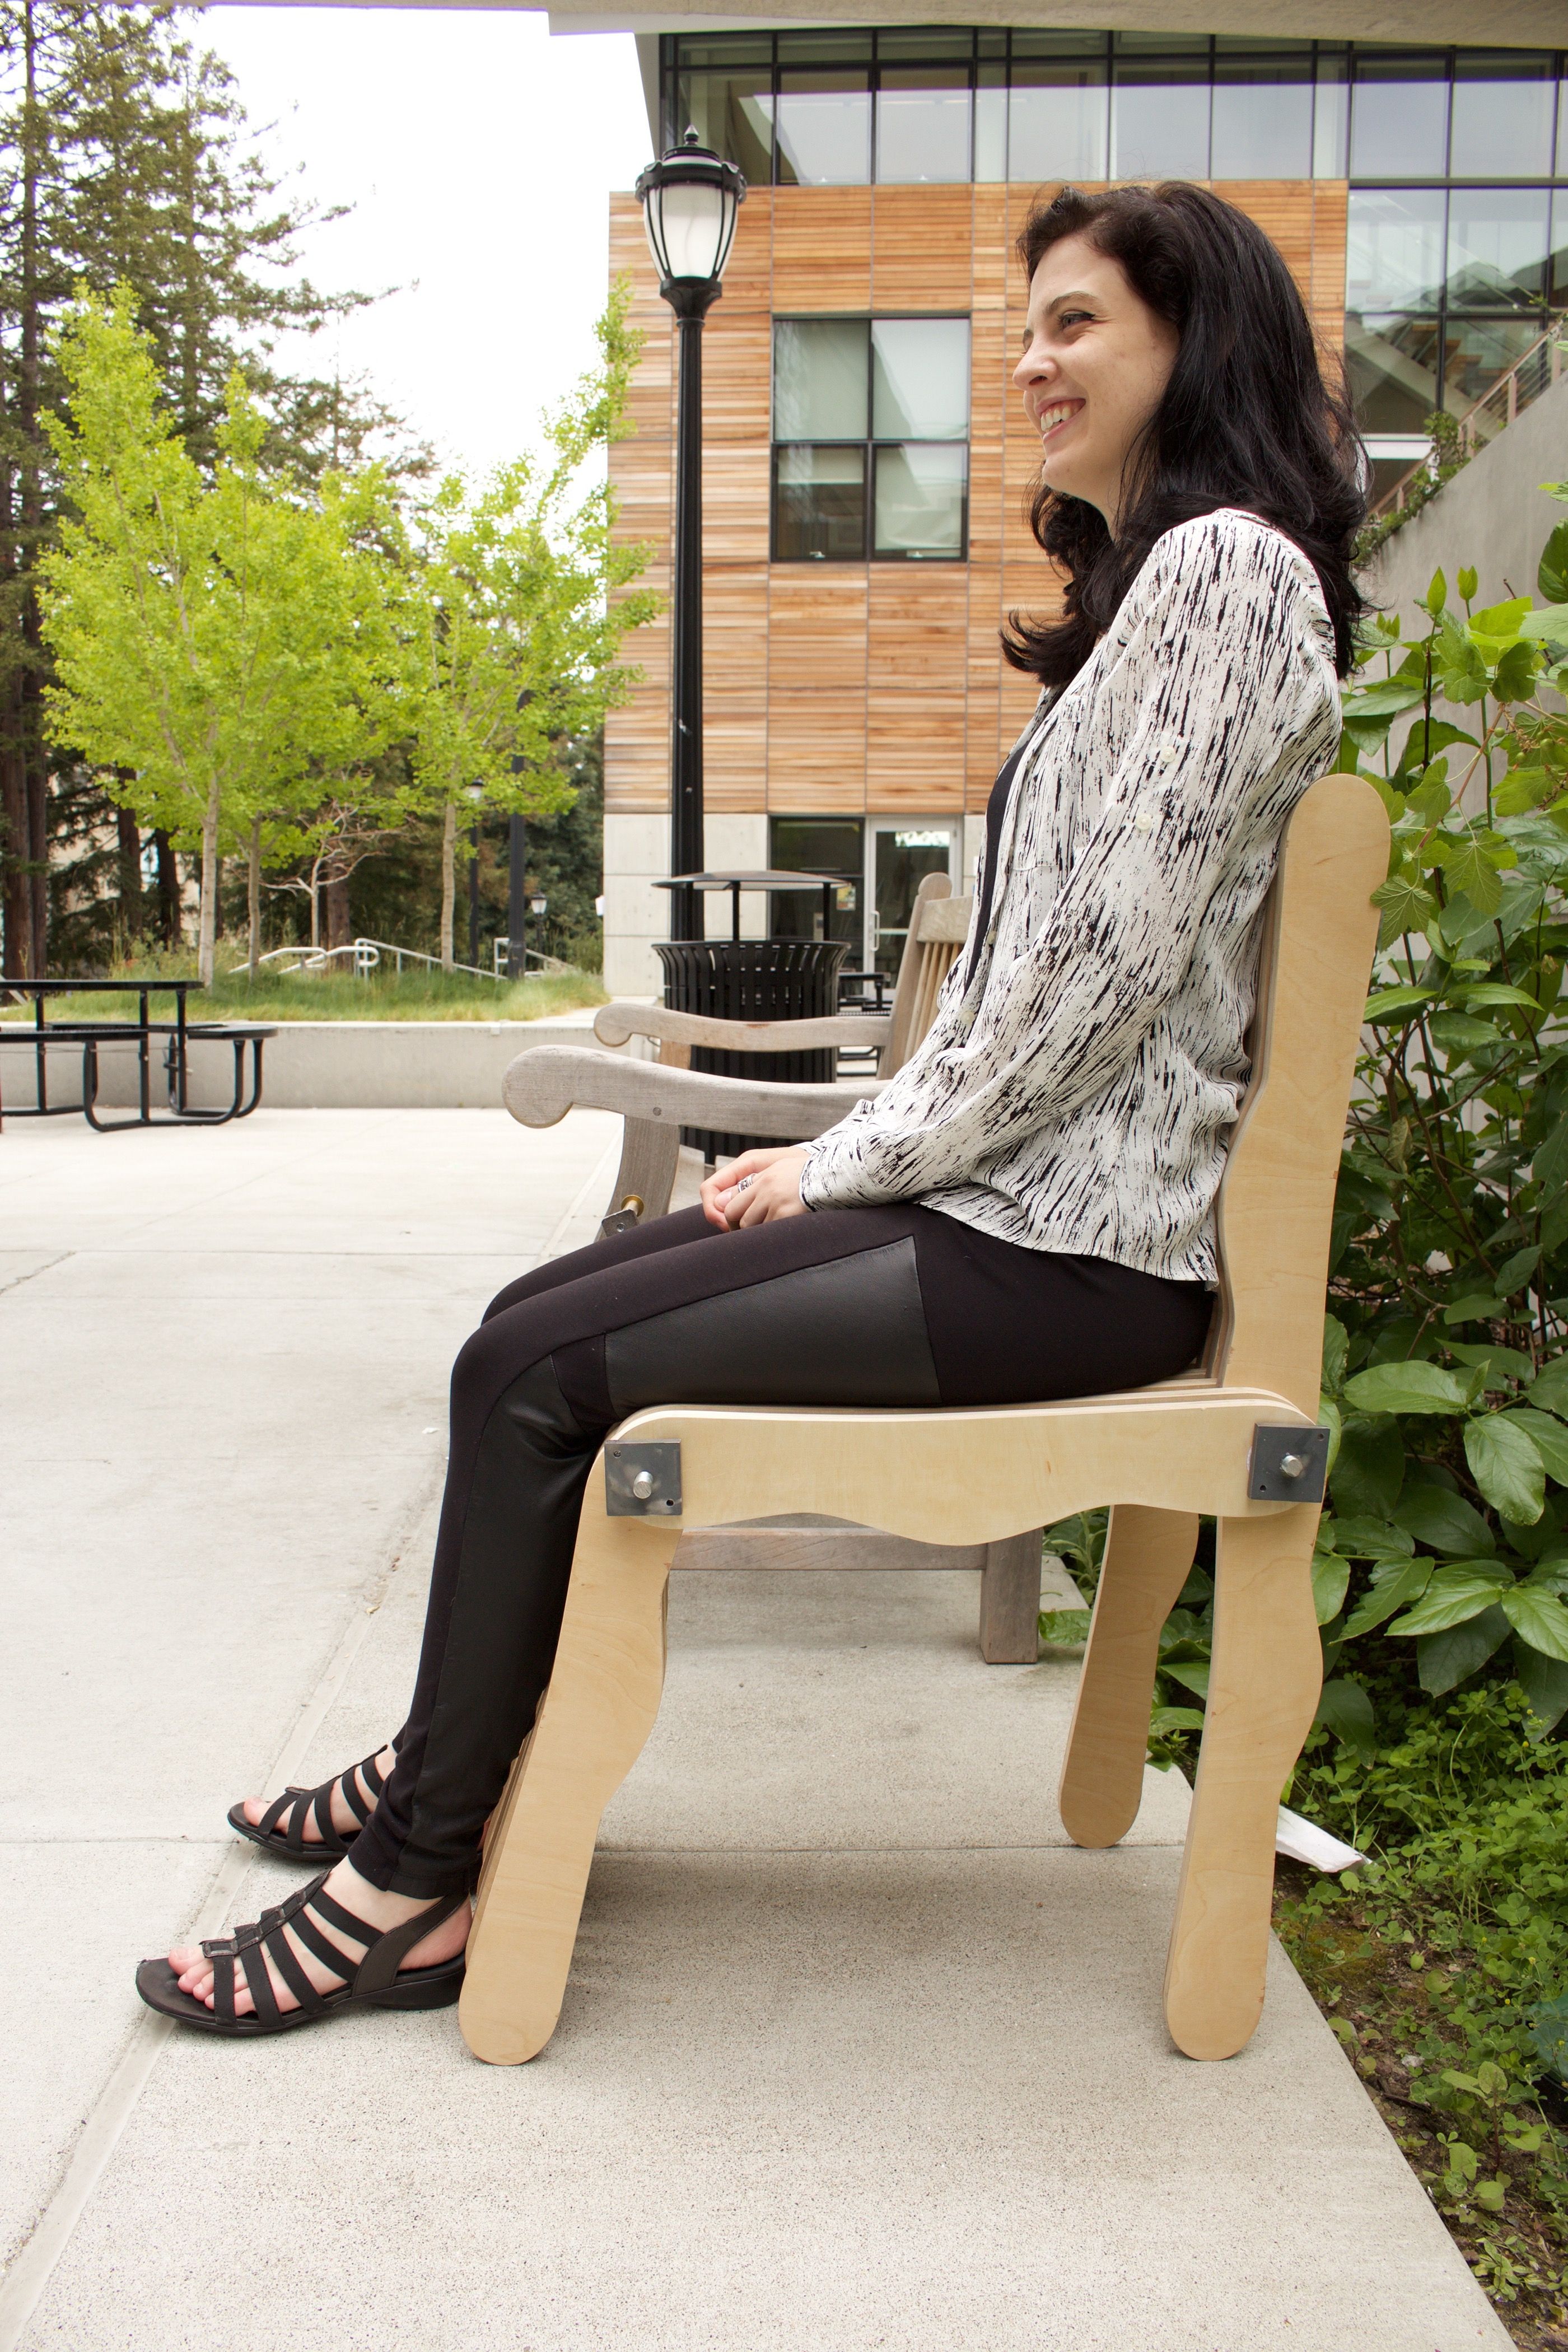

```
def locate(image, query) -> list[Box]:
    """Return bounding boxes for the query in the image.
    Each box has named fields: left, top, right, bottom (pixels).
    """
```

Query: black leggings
left=349, top=1203, right=1212, bottom=1897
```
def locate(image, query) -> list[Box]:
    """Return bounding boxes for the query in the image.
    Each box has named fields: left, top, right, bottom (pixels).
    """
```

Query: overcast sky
left=200, top=6, right=656, bottom=479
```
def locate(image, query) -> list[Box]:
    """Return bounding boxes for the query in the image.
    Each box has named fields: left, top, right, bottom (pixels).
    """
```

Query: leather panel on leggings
left=604, top=1237, right=940, bottom=1414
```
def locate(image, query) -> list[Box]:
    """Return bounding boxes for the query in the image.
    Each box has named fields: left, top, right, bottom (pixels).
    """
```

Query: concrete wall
left=603, top=811, right=767, bottom=996
left=0, top=1017, right=619, bottom=1115
left=1364, top=372, right=1568, bottom=634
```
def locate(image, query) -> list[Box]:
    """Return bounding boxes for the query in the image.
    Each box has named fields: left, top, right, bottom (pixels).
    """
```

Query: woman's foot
left=165, top=1857, right=470, bottom=2019
left=230, top=1744, right=397, bottom=1860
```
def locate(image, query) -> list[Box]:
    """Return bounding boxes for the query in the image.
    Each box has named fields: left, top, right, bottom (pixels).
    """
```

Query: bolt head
left=631, top=1468, right=655, bottom=1499
left=1278, top=1452, right=1307, bottom=1478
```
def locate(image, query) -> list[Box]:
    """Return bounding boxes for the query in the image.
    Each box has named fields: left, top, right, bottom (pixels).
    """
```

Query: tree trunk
left=197, top=786, right=219, bottom=986
left=309, top=859, right=321, bottom=950
left=116, top=804, right=143, bottom=945
left=440, top=798, right=456, bottom=970
left=22, top=662, right=45, bottom=974
left=324, top=871, right=351, bottom=954
left=246, top=815, right=261, bottom=979
left=153, top=830, right=181, bottom=947
left=1, top=722, right=29, bottom=978
left=18, top=2, right=46, bottom=979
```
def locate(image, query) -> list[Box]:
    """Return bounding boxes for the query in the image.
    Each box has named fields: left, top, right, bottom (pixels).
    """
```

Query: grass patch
left=4, top=948, right=607, bottom=1025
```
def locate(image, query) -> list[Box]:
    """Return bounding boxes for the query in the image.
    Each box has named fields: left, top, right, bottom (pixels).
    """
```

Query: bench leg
left=459, top=1470, right=681, bottom=2066
left=978, top=1530, right=1043, bottom=1662
left=1163, top=1506, right=1322, bottom=2061
left=1057, top=1505, right=1199, bottom=1848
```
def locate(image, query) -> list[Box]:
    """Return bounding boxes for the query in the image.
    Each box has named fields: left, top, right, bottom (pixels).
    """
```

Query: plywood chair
left=468, top=773, right=1386, bottom=2070
left=505, top=876, right=1044, bottom=1664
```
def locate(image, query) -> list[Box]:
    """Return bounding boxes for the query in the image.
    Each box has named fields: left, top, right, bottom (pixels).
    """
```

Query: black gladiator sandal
left=227, top=1749, right=389, bottom=1863
left=135, top=1872, right=467, bottom=2037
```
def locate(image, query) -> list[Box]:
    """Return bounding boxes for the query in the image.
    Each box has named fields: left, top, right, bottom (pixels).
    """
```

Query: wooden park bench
left=477, top=773, right=1387, bottom=2069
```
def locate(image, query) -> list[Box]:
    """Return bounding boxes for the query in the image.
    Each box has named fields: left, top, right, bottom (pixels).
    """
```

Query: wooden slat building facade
left=603, top=177, right=1347, bottom=988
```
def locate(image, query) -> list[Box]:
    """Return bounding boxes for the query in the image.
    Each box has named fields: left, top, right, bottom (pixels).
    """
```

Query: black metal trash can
left=654, top=937, right=851, bottom=1161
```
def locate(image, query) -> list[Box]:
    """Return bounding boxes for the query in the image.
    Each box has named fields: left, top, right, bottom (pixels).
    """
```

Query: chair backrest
left=1205, top=772, right=1388, bottom=1418
left=883, top=873, right=973, bottom=1077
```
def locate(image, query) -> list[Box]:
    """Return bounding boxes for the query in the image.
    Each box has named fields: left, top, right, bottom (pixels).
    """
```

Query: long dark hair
left=1002, top=183, right=1365, bottom=685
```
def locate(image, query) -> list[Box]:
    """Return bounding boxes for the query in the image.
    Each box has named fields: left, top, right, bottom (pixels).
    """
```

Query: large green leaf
left=1314, top=1678, right=1376, bottom=1758
left=1343, top=1361, right=1469, bottom=1415
left=1527, top=1359, right=1568, bottom=1418
left=1455, top=982, right=1541, bottom=1011
left=1330, top=1417, right=1407, bottom=1519
left=1392, top=1485, right=1494, bottom=1556
left=1538, top=520, right=1568, bottom=605
left=1342, top=1555, right=1435, bottom=1639
left=1429, top=1011, right=1503, bottom=1055
left=1342, top=679, right=1427, bottom=720
left=1417, top=1604, right=1512, bottom=1693
left=1500, top=1584, right=1568, bottom=1665
left=1533, top=1112, right=1568, bottom=1195
left=1161, top=1659, right=1210, bottom=1701
left=1312, top=1551, right=1351, bottom=1626
left=1519, top=603, right=1568, bottom=647
left=1503, top=1408, right=1568, bottom=1485
left=1387, top=1561, right=1511, bottom=1636
left=1513, top=1638, right=1568, bottom=1735
left=1328, top=1515, right=1415, bottom=1560
left=1466, top=1414, right=1547, bottom=1523
left=1364, top=983, right=1438, bottom=1023
left=1322, top=1315, right=1349, bottom=1393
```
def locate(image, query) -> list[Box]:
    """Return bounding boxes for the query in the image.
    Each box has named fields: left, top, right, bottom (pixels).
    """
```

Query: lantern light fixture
left=634, top=131, right=746, bottom=312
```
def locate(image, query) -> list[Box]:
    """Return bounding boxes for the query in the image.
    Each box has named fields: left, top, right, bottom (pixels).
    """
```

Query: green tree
left=401, top=280, right=656, bottom=967
left=39, top=292, right=379, bottom=982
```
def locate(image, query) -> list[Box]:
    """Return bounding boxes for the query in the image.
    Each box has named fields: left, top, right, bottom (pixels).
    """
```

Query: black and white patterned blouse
left=799, top=508, right=1342, bottom=1284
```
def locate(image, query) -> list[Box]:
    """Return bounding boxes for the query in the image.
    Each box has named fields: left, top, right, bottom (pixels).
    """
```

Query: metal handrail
left=1370, top=320, right=1567, bottom=522
left=226, top=937, right=548, bottom=983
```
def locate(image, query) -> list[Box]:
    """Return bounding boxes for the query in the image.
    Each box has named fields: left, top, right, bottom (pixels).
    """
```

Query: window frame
left=769, top=312, right=972, bottom=566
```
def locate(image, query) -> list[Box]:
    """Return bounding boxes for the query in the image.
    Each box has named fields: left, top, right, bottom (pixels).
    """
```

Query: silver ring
left=735, top=1174, right=754, bottom=1192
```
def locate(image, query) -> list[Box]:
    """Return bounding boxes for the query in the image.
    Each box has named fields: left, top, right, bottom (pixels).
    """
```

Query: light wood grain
left=1058, top=1505, right=1200, bottom=1848
left=1163, top=1506, right=1323, bottom=2060
left=594, top=1003, right=893, bottom=1054
left=505, top=1043, right=879, bottom=1141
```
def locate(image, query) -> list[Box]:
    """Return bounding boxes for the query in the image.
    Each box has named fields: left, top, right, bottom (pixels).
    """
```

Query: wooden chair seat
left=472, top=774, right=1388, bottom=2070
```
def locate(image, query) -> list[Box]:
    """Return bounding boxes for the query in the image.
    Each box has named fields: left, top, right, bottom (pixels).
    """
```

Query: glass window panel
left=1012, top=29, right=1110, bottom=55
left=1344, top=312, right=1443, bottom=437
left=875, top=71, right=972, bottom=185
left=675, top=73, right=773, bottom=181
left=776, top=31, right=871, bottom=63
left=774, top=445, right=866, bottom=561
left=1559, top=74, right=1568, bottom=176
left=768, top=818, right=861, bottom=948
left=1446, top=188, right=1550, bottom=312
left=1348, top=55, right=1449, bottom=179
left=872, top=444, right=968, bottom=559
left=773, top=319, right=868, bottom=441
left=1009, top=63, right=1109, bottom=182
left=973, top=70, right=1006, bottom=182
left=876, top=30, right=972, bottom=62
left=676, top=36, right=772, bottom=68
left=1346, top=188, right=1446, bottom=314
left=871, top=318, right=970, bottom=440
left=1114, top=30, right=1210, bottom=51
left=1110, top=62, right=1211, bottom=181
left=874, top=828, right=953, bottom=977
left=1552, top=192, right=1568, bottom=310
left=774, top=73, right=871, bottom=184
left=1450, top=54, right=1556, bottom=179
left=1211, top=59, right=1312, bottom=179
left=1313, top=52, right=1348, bottom=179
left=1442, top=317, right=1551, bottom=419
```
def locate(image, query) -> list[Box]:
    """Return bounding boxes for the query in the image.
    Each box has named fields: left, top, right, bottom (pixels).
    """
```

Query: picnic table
left=0, top=977, right=274, bottom=1131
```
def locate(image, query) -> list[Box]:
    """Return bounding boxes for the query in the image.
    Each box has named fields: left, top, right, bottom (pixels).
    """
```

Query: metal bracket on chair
left=598, top=1193, right=646, bottom=1242
left=605, top=1439, right=683, bottom=1517
left=1247, top=1423, right=1330, bottom=1504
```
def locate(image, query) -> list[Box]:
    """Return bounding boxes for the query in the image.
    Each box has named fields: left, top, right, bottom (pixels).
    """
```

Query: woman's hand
left=701, top=1147, right=811, bottom=1230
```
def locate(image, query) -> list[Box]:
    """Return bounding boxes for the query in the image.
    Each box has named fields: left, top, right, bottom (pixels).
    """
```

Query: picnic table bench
left=0, top=978, right=274, bottom=1131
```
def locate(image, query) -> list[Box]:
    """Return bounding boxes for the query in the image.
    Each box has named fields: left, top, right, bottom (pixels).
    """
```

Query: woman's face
left=1012, top=233, right=1180, bottom=534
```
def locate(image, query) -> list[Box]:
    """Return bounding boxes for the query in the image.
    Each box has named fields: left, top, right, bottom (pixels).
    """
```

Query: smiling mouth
left=1037, top=399, right=1083, bottom=445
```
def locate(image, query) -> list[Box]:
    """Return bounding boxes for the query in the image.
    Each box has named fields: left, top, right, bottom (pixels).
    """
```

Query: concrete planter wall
left=0, top=1018, right=616, bottom=1114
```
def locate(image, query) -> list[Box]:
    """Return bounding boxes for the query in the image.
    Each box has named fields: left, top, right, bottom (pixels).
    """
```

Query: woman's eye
left=1059, top=309, right=1093, bottom=329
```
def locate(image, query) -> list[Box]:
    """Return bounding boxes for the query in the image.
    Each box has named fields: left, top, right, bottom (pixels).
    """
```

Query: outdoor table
left=0, top=977, right=274, bottom=1131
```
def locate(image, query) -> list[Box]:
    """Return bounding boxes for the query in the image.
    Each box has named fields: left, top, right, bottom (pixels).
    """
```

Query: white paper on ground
left=1276, top=1805, right=1366, bottom=1873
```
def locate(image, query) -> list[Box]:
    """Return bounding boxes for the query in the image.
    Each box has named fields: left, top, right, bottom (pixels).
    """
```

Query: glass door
left=867, top=821, right=958, bottom=979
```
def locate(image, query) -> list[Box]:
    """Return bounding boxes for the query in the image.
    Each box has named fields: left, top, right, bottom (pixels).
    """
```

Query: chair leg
left=1057, top=1505, right=1199, bottom=1849
left=1163, top=1507, right=1322, bottom=2061
left=978, top=1529, right=1042, bottom=1662
left=459, top=1470, right=682, bottom=2066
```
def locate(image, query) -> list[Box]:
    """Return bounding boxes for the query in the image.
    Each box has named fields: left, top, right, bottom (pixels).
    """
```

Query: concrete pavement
left=0, top=1110, right=1509, bottom=2350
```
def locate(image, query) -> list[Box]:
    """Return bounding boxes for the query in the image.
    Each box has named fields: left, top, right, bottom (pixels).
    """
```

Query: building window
left=772, top=316, right=970, bottom=563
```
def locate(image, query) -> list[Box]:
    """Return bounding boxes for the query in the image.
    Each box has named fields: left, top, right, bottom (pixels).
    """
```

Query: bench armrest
left=592, top=1003, right=892, bottom=1056
left=503, top=1043, right=878, bottom=1140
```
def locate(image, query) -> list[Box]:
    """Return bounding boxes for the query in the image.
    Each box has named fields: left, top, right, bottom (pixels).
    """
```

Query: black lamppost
left=634, top=130, right=746, bottom=945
